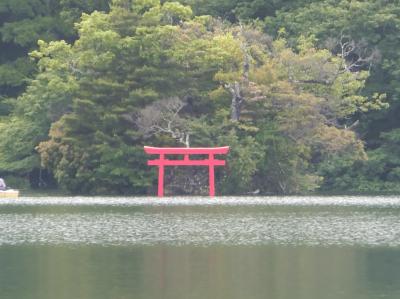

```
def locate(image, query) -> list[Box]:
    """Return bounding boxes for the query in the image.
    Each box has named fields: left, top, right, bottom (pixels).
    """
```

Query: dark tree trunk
left=229, top=82, right=243, bottom=122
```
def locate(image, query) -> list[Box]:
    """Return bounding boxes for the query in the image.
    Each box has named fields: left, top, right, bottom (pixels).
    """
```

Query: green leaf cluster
left=0, top=0, right=391, bottom=195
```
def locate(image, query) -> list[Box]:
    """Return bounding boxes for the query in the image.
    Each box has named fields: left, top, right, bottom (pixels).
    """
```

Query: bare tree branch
left=338, top=33, right=380, bottom=72
left=135, top=97, right=191, bottom=147
left=287, top=32, right=380, bottom=88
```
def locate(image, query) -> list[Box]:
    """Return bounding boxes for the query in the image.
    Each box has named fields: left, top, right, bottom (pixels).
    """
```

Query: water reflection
left=1, top=246, right=400, bottom=299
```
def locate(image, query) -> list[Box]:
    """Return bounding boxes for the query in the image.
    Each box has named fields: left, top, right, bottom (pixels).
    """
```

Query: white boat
left=0, top=189, right=19, bottom=198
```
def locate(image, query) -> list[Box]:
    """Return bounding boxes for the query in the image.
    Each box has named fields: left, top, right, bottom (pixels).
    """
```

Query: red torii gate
left=144, top=146, right=230, bottom=197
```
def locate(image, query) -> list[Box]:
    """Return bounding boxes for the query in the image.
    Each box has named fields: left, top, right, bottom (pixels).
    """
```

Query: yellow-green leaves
left=4, top=1, right=389, bottom=194
left=161, top=2, right=193, bottom=23
left=132, top=0, right=160, bottom=14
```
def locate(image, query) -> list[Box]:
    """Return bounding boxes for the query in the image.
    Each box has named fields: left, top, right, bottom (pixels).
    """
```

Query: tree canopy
left=0, top=0, right=397, bottom=195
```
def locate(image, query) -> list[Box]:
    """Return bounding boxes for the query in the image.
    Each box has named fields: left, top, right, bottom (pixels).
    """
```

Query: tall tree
left=0, top=0, right=109, bottom=112
left=265, top=0, right=400, bottom=192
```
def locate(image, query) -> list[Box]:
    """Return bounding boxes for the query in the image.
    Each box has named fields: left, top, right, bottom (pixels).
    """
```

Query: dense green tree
left=0, top=0, right=109, bottom=187
left=265, top=0, right=400, bottom=192
left=319, top=129, right=400, bottom=194
left=0, top=0, right=109, bottom=109
left=37, top=1, right=211, bottom=193
left=0, top=0, right=386, bottom=194
left=0, top=38, right=78, bottom=187
left=179, top=0, right=313, bottom=21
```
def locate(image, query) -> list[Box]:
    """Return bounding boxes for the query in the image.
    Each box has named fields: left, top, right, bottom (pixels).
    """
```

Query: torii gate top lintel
left=144, top=146, right=229, bottom=155
left=144, top=146, right=230, bottom=197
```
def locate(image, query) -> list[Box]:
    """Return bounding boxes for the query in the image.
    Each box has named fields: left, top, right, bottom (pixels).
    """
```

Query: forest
left=0, top=0, right=399, bottom=195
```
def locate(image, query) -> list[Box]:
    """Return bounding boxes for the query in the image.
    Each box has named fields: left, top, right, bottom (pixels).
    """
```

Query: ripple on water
left=0, top=196, right=400, bottom=247
left=1, top=195, right=400, bottom=206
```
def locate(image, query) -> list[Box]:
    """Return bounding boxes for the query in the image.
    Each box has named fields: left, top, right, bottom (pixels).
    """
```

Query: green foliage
left=264, top=0, right=400, bottom=193
left=0, top=0, right=108, bottom=185
left=2, top=174, right=30, bottom=190
left=0, top=0, right=391, bottom=195
left=35, top=1, right=208, bottom=194
left=266, top=1, right=399, bottom=135
left=0, top=117, right=42, bottom=174
left=219, top=132, right=263, bottom=193
left=319, top=129, right=400, bottom=194
left=0, top=0, right=109, bottom=101
left=179, top=0, right=313, bottom=21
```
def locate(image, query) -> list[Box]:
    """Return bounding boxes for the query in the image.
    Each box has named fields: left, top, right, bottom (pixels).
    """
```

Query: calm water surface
left=0, top=196, right=400, bottom=299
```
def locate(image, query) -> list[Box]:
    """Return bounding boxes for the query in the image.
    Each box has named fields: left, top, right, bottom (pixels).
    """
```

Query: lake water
left=0, top=196, right=400, bottom=299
